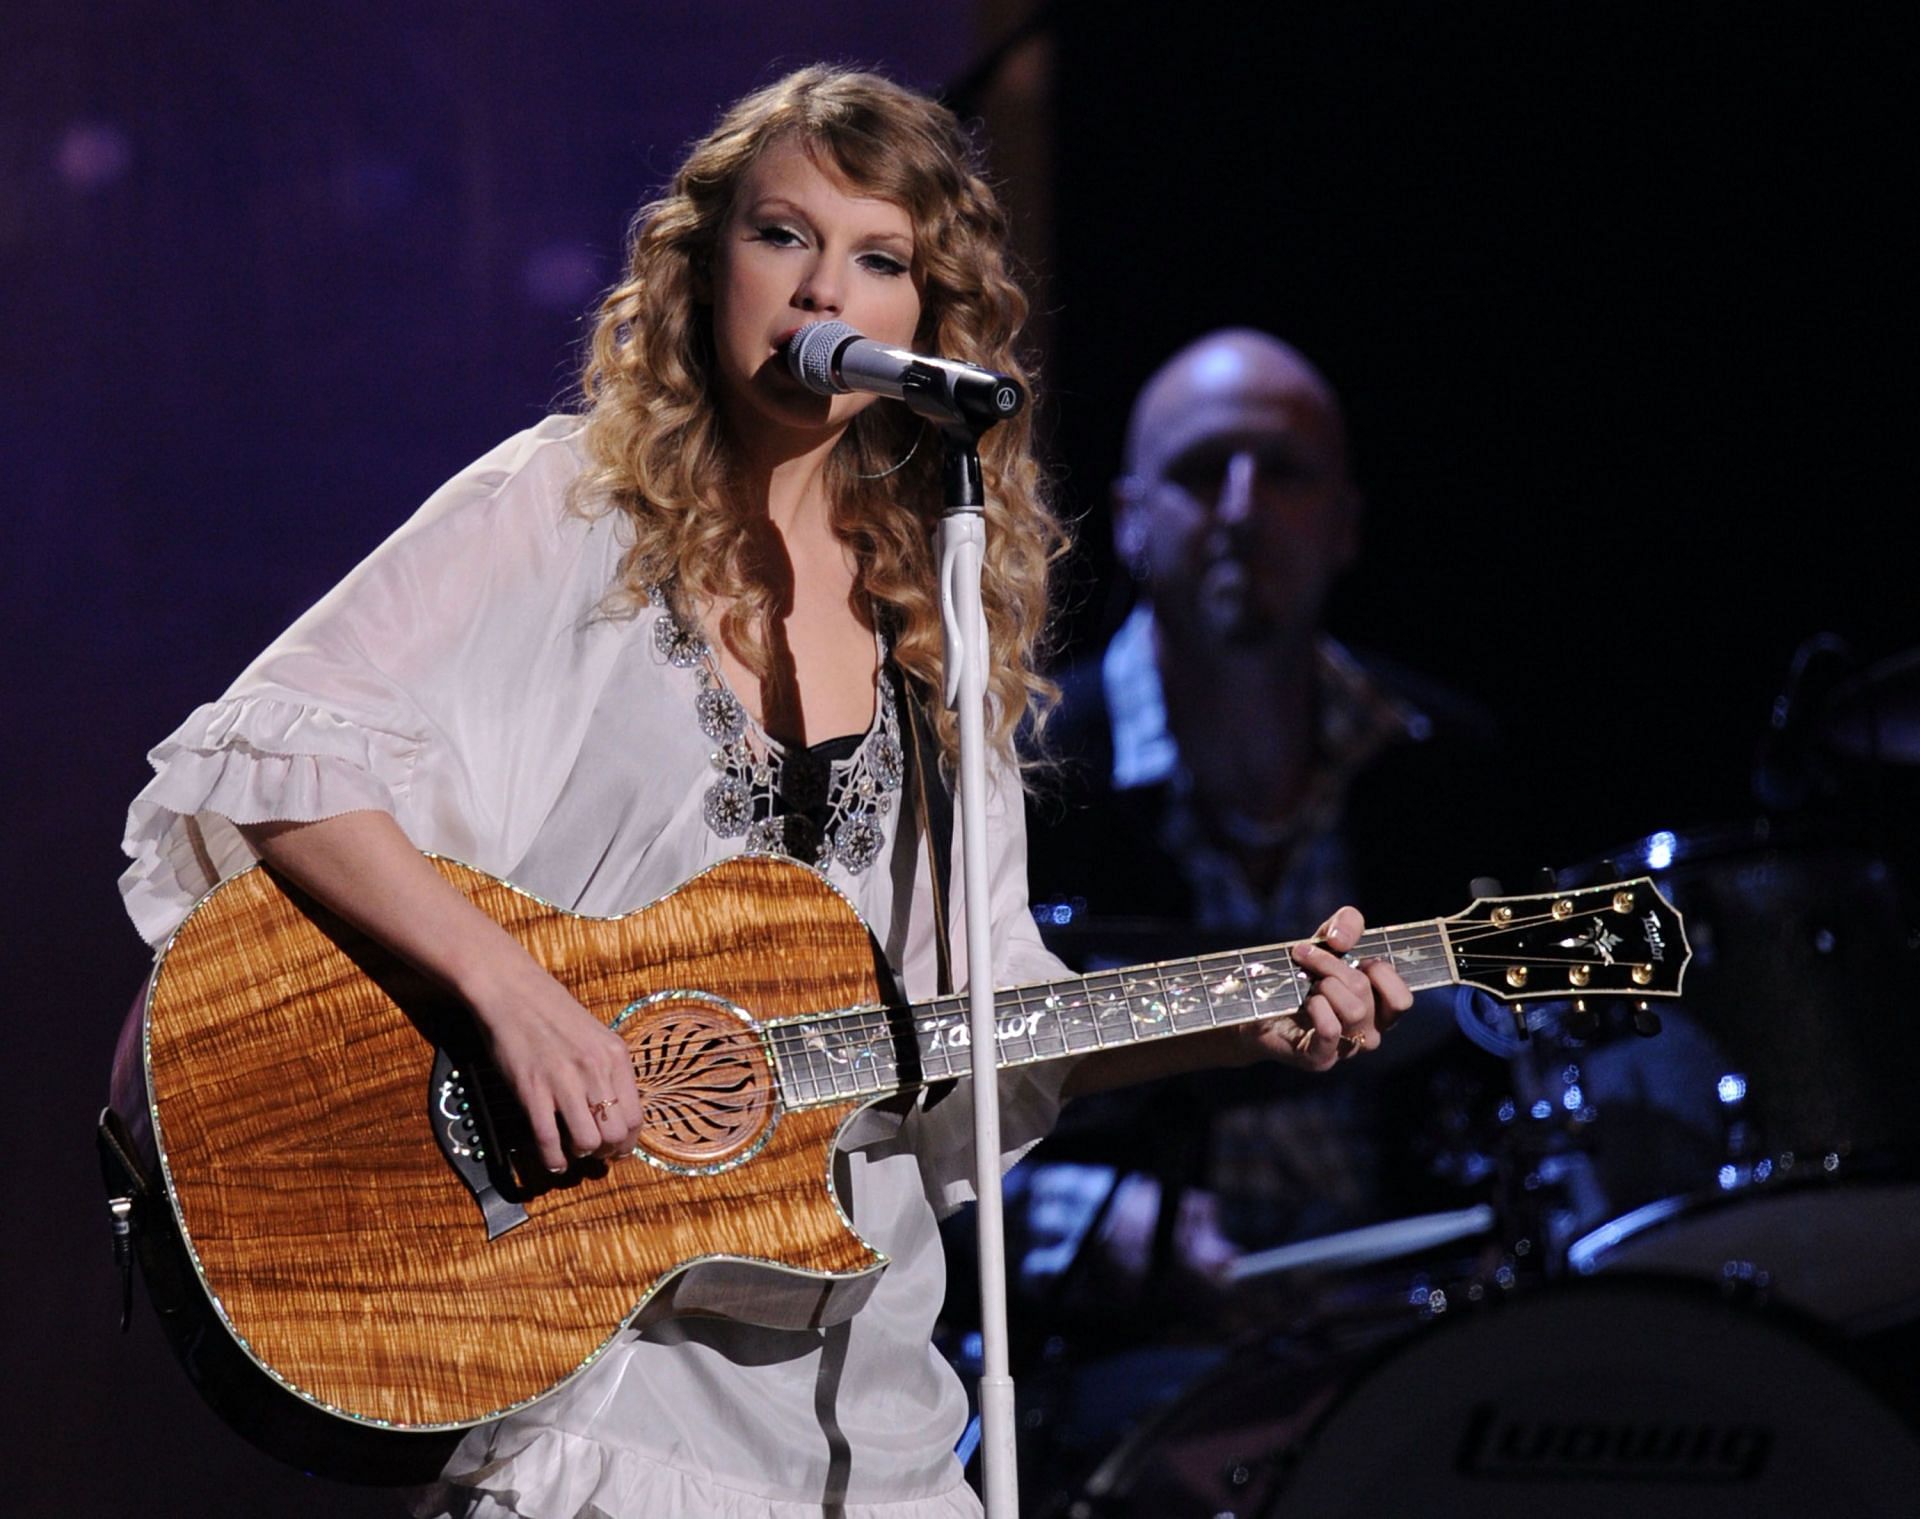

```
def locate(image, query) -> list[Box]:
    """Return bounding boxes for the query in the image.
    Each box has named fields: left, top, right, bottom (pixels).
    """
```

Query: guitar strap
left=894, top=664, right=956, bottom=998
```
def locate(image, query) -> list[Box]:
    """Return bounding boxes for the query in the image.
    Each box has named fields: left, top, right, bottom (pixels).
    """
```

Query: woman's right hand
left=461, top=956, right=645, bottom=1173
left=240, top=810, right=645, bottom=1174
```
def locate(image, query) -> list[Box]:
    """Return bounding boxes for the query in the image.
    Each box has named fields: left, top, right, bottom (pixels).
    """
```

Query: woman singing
left=120, top=65, right=1408, bottom=1519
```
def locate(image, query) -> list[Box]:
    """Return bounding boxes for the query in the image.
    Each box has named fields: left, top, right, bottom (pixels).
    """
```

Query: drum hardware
left=1813, top=645, right=1920, bottom=767
left=1549, top=820, right=1920, bottom=1219
left=1221, top=1205, right=1497, bottom=1284
left=1752, top=631, right=1856, bottom=810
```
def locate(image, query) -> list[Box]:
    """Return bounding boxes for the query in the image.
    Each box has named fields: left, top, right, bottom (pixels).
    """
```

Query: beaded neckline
left=651, top=593, right=903, bottom=874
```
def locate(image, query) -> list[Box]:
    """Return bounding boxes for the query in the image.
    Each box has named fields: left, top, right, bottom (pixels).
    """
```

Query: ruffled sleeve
left=119, top=418, right=631, bottom=948
left=120, top=694, right=429, bottom=947
left=906, top=753, right=1080, bottom=1214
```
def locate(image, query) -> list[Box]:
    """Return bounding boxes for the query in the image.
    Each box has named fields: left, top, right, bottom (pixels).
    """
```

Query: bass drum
left=1063, top=1280, right=1920, bottom=1518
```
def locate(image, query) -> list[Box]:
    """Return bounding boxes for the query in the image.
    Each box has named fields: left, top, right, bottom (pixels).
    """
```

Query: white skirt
left=410, top=1426, right=984, bottom=1519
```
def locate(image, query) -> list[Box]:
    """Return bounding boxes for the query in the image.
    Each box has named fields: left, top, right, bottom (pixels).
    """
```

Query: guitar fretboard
left=766, top=921, right=1459, bottom=1108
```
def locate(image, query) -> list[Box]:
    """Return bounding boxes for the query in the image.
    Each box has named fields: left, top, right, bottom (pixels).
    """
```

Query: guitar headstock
left=1442, top=877, right=1689, bottom=1002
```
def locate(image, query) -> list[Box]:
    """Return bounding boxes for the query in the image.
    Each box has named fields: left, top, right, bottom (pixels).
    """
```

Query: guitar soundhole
left=626, top=1000, right=774, bottom=1165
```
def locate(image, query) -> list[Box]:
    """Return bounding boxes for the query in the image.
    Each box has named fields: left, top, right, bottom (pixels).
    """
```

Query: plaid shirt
left=1103, top=603, right=1427, bottom=938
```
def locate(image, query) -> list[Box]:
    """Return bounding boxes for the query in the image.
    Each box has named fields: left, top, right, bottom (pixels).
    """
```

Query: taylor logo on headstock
left=1642, top=912, right=1669, bottom=962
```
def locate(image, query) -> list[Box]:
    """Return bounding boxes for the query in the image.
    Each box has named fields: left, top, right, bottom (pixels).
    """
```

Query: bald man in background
left=1005, top=330, right=1526, bottom=1309
left=1035, top=327, right=1516, bottom=941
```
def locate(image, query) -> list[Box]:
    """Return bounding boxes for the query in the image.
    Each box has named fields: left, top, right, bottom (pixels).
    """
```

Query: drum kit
left=980, top=645, right=1920, bottom=1515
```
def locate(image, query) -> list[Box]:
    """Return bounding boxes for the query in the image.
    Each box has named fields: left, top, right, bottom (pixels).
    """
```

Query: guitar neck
left=767, top=921, right=1459, bottom=1109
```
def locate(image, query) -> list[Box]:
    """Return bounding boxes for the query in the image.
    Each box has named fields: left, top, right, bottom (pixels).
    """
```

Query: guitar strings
left=697, top=929, right=1407, bottom=1100
left=648, top=916, right=1615, bottom=1061
left=594, top=906, right=1664, bottom=1105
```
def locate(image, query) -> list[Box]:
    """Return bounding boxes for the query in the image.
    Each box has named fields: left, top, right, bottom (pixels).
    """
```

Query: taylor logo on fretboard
left=116, top=854, right=1686, bottom=1444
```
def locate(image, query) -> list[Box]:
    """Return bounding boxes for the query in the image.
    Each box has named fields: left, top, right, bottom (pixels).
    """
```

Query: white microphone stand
left=790, top=316, right=1029, bottom=1513
left=935, top=427, right=1019, bottom=1519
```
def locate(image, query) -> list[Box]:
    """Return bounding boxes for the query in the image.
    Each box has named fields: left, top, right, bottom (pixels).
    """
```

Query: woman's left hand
left=1237, top=906, right=1415, bottom=1072
left=1061, top=905, right=1418, bottom=1100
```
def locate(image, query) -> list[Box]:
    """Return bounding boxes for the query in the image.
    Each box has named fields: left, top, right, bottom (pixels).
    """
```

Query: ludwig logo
left=1457, top=1404, right=1772, bottom=1482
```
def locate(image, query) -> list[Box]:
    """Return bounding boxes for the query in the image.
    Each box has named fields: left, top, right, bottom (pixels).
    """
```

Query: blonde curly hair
left=575, top=65, right=1063, bottom=770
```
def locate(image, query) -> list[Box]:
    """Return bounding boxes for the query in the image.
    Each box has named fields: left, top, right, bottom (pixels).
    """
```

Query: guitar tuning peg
left=1509, top=1005, right=1531, bottom=1044
left=1567, top=999, right=1599, bottom=1040
left=1632, top=1001, right=1663, bottom=1037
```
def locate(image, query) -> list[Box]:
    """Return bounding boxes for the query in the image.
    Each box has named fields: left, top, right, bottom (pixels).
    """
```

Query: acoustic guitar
left=102, top=853, right=1686, bottom=1477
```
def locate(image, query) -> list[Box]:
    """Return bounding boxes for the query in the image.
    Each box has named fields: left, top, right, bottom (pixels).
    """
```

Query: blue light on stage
left=1562, top=1084, right=1584, bottom=1111
left=1717, top=1073, right=1748, bottom=1104
left=1718, top=1164, right=1739, bottom=1190
left=1530, top=1099, right=1552, bottom=1121
left=1646, top=830, right=1678, bottom=870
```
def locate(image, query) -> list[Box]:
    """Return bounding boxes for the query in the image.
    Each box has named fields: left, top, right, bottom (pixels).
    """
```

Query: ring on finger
left=1336, top=1032, right=1366, bottom=1058
left=589, top=1098, right=617, bottom=1120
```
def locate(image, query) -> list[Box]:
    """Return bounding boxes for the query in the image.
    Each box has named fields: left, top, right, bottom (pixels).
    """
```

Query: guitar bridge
left=428, top=1044, right=529, bottom=1240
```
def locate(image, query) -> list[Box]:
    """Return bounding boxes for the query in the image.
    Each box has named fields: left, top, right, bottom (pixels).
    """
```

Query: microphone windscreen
left=787, top=320, right=860, bottom=395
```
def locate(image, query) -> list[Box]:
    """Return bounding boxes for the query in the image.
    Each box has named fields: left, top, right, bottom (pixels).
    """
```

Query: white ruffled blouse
left=119, top=415, right=1072, bottom=1518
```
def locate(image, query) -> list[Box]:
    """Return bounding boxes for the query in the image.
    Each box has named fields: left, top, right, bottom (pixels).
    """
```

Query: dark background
left=5, top=4, right=1911, bottom=1512
left=1041, top=3, right=1912, bottom=864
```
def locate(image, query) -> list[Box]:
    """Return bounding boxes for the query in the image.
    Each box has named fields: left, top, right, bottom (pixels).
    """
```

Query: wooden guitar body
left=127, top=854, right=892, bottom=1436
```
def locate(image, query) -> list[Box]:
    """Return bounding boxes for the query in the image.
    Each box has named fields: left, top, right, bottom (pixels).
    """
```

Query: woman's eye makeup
left=749, top=218, right=909, bottom=273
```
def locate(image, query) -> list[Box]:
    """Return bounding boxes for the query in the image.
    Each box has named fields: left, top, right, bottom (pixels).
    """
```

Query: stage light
left=56, top=122, right=131, bottom=192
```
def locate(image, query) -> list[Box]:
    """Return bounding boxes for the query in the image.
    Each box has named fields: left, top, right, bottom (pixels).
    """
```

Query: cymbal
left=1818, top=648, right=1920, bottom=764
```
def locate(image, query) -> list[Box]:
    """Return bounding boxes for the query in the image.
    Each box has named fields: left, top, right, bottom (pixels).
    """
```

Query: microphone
left=785, top=320, right=1025, bottom=431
